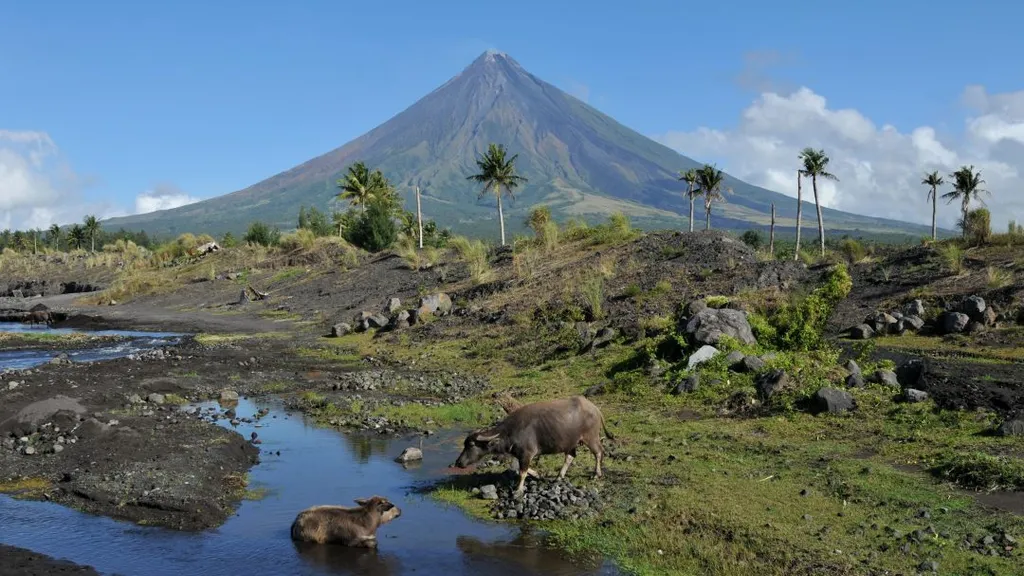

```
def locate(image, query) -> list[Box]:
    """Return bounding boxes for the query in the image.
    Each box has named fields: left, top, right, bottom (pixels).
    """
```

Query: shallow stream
left=0, top=322, right=183, bottom=370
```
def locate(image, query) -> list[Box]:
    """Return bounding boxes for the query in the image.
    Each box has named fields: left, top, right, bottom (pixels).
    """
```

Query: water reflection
left=293, top=541, right=402, bottom=576
left=456, top=532, right=605, bottom=575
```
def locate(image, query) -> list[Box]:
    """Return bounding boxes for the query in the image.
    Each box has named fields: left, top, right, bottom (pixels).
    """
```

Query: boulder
left=686, top=345, right=720, bottom=369
left=366, top=314, right=389, bottom=329
left=671, top=374, right=700, bottom=395
left=849, top=324, right=875, bottom=340
left=960, top=296, right=986, bottom=321
left=896, top=359, right=926, bottom=389
left=420, top=293, right=453, bottom=316
left=844, top=359, right=861, bottom=375
left=739, top=355, right=766, bottom=373
left=75, top=417, right=111, bottom=439
left=903, top=389, right=929, bottom=403
left=941, top=312, right=970, bottom=334
left=146, top=393, right=165, bottom=405
left=395, top=447, right=423, bottom=463
left=810, top=388, right=856, bottom=414
left=582, top=327, right=617, bottom=352
left=901, top=315, right=925, bottom=331
left=755, top=370, right=791, bottom=401
left=219, top=390, right=239, bottom=403
left=964, top=320, right=985, bottom=334
left=983, top=307, right=997, bottom=327
left=725, top=351, right=746, bottom=367
left=845, top=373, right=865, bottom=388
left=996, top=419, right=1024, bottom=437
left=871, top=370, right=899, bottom=387
left=686, top=300, right=708, bottom=316
left=331, top=323, right=352, bottom=337
left=479, top=484, right=499, bottom=500
left=867, top=312, right=898, bottom=334
left=384, top=297, right=402, bottom=314
left=684, top=308, right=756, bottom=347
left=391, top=310, right=411, bottom=330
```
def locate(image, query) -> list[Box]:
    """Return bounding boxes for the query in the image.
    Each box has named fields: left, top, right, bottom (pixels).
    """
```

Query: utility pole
left=415, top=186, right=423, bottom=249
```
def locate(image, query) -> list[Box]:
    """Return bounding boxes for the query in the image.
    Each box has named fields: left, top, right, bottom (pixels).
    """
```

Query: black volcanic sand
left=0, top=545, right=100, bottom=576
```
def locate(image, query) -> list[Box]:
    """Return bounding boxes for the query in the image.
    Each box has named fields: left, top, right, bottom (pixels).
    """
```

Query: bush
left=244, top=222, right=281, bottom=247
left=838, top=238, right=867, bottom=263
left=963, top=208, right=992, bottom=246
left=297, top=205, right=334, bottom=237
left=937, top=243, right=965, bottom=275
left=279, top=228, right=316, bottom=252
left=449, top=236, right=492, bottom=283
left=220, top=232, right=238, bottom=248
left=766, top=264, right=852, bottom=351
left=346, top=200, right=398, bottom=252
left=740, top=230, right=763, bottom=250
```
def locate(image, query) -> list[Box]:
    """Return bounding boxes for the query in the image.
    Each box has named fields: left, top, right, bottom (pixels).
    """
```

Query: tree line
left=0, top=215, right=155, bottom=254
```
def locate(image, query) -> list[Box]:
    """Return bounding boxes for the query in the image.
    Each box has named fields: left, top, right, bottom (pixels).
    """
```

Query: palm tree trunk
left=705, top=204, right=711, bottom=230
left=770, top=203, right=776, bottom=258
left=962, top=198, right=969, bottom=238
left=794, top=171, right=802, bottom=261
left=688, top=188, right=694, bottom=233
left=415, top=186, right=423, bottom=249
left=812, top=175, right=825, bottom=257
left=497, top=190, right=506, bottom=246
left=91, top=235, right=95, bottom=253
left=931, top=187, right=937, bottom=241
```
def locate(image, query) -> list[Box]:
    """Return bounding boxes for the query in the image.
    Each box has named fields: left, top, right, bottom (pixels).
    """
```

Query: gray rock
left=983, top=306, right=998, bottom=327
left=901, top=315, right=925, bottom=331
left=844, top=360, right=861, bottom=375
left=918, top=560, right=938, bottom=572
left=52, top=443, right=64, bottom=454
left=740, top=355, right=766, bottom=373
left=23, top=446, right=36, bottom=456
left=219, top=390, right=239, bottom=403
left=872, top=370, right=898, bottom=386
left=867, top=312, right=898, bottom=334
left=896, top=358, right=926, bottom=388
left=845, top=373, right=865, bottom=388
left=903, top=389, right=929, bottom=403
left=961, top=296, right=986, bottom=320
left=684, top=308, right=756, bottom=347
left=367, top=314, right=389, bottom=329
left=996, top=419, right=1024, bottom=437
left=904, top=299, right=926, bottom=317
left=480, top=484, right=499, bottom=500
left=128, top=394, right=144, bottom=404
left=941, top=311, right=970, bottom=334
left=849, top=324, right=875, bottom=340
left=687, top=345, right=720, bottom=369
left=331, top=323, right=352, bottom=337
left=391, top=310, right=411, bottom=330
left=384, top=297, right=402, bottom=314
left=395, top=447, right=423, bottom=463
left=7, top=381, right=18, bottom=390
left=671, top=374, right=700, bottom=395
left=146, top=393, right=165, bottom=405
left=75, top=417, right=110, bottom=439
left=725, top=351, right=745, bottom=368
left=755, top=370, right=791, bottom=401
left=686, top=300, right=708, bottom=316
left=811, top=387, right=855, bottom=414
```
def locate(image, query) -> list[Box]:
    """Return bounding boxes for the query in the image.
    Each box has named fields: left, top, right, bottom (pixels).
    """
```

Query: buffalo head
left=453, top=429, right=502, bottom=468
left=355, top=496, right=402, bottom=524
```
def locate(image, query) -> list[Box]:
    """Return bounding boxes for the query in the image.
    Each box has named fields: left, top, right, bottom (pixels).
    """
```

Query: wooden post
left=769, top=203, right=776, bottom=258
left=415, top=186, right=423, bottom=249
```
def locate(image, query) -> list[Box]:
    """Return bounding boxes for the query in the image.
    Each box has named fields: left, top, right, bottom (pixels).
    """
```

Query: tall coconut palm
left=83, top=215, right=101, bottom=252
left=336, top=161, right=389, bottom=212
left=68, top=224, right=86, bottom=250
left=677, top=168, right=699, bottom=232
left=47, top=224, right=62, bottom=250
left=921, top=171, right=944, bottom=241
left=942, top=165, right=987, bottom=237
left=693, top=164, right=726, bottom=231
left=794, top=169, right=803, bottom=261
left=798, top=148, right=838, bottom=257
left=467, top=143, right=528, bottom=246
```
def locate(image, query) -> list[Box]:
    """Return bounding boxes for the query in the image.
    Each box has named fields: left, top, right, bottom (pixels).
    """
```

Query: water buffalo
left=453, top=395, right=614, bottom=494
left=290, top=496, right=402, bottom=548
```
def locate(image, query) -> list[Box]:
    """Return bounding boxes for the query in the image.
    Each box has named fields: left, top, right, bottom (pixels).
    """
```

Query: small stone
left=919, top=560, right=938, bottom=572
left=671, top=374, right=700, bottom=395
left=903, top=389, right=929, bottom=403
left=845, top=373, right=865, bottom=388
left=686, top=345, right=720, bottom=369
left=872, top=370, right=898, bottom=386
left=843, top=359, right=861, bottom=375
left=331, top=323, right=352, bottom=338
left=128, top=394, right=144, bottom=404
left=52, top=444, right=64, bottom=454
left=7, top=381, right=18, bottom=390
left=24, top=446, right=36, bottom=455
left=918, top=509, right=931, bottom=519
left=219, top=390, right=239, bottom=402
left=480, top=484, right=499, bottom=500
left=849, top=324, right=875, bottom=340
left=146, top=393, right=165, bottom=405
left=395, top=447, right=423, bottom=463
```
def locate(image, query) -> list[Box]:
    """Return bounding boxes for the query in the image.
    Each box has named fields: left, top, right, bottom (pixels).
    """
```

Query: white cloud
left=0, top=130, right=201, bottom=231
left=135, top=185, right=200, bottom=214
left=654, top=85, right=1024, bottom=230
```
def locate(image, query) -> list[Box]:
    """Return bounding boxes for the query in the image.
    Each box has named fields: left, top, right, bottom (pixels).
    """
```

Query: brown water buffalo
left=290, top=496, right=401, bottom=548
left=453, top=395, right=614, bottom=494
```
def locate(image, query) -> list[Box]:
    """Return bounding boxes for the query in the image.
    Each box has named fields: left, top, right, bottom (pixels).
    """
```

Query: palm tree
left=47, top=224, right=62, bottom=250
left=83, top=215, right=100, bottom=252
left=798, top=148, right=838, bottom=257
left=921, top=171, right=944, bottom=241
left=677, top=168, right=699, bottom=232
left=942, top=165, right=987, bottom=237
left=467, top=143, right=528, bottom=246
left=693, top=164, right=726, bottom=230
left=794, top=169, right=803, bottom=261
left=68, top=224, right=86, bottom=250
left=336, top=162, right=389, bottom=211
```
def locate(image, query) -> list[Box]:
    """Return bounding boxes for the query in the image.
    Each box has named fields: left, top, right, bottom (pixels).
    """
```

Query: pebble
left=491, top=478, right=601, bottom=521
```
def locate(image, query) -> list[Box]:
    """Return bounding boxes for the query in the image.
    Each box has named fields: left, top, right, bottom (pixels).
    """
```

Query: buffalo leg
left=514, top=454, right=533, bottom=495
left=526, top=468, right=541, bottom=478
left=583, top=430, right=603, bottom=478
left=557, top=451, right=576, bottom=480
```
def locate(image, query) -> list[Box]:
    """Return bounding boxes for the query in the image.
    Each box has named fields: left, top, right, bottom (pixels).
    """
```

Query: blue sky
left=2, top=0, right=1024, bottom=228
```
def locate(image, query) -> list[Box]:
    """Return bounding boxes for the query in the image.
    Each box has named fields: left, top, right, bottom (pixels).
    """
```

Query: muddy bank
left=0, top=544, right=100, bottom=576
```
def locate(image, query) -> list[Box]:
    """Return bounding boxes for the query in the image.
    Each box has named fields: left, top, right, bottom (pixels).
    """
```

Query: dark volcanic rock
left=683, top=308, right=756, bottom=347
left=941, top=312, right=970, bottom=334
left=491, top=477, right=602, bottom=521
left=849, top=324, right=875, bottom=340
left=810, top=387, right=855, bottom=414
left=755, top=370, right=791, bottom=401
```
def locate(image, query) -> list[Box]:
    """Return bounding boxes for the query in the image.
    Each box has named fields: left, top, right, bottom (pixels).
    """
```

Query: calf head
left=453, top=429, right=503, bottom=468
left=355, top=496, right=402, bottom=524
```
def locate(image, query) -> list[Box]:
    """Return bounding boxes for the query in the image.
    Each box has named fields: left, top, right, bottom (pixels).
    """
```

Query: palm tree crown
left=798, top=147, right=838, bottom=256
left=336, top=162, right=390, bottom=211
left=467, top=143, right=528, bottom=246
left=942, top=165, right=987, bottom=237
left=693, top=164, right=726, bottom=230
left=83, top=215, right=100, bottom=252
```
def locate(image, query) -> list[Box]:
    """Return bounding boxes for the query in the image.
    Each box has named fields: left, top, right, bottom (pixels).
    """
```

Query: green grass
left=193, top=332, right=288, bottom=346
left=873, top=333, right=1024, bottom=363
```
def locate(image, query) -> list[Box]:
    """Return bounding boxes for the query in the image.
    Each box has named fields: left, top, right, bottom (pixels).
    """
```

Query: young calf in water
left=290, top=496, right=401, bottom=548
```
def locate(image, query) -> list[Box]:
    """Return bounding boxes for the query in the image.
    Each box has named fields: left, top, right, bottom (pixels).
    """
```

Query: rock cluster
left=335, top=292, right=455, bottom=336
left=848, top=299, right=927, bottom=339
left=487, top=478, right=603, bottom=521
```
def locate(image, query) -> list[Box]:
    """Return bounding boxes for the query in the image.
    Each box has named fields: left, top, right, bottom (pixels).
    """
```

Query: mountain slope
left=103, top=51, right=938, bottom=239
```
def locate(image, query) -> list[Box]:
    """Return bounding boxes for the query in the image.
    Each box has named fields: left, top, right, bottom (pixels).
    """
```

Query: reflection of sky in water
left=0, top=398, right=619, bottom=576
left=0, top=322, right=183, bottom=370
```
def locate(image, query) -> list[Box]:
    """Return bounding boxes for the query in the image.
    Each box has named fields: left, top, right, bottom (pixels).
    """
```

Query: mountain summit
left=104, top=51, right=933, bottom=238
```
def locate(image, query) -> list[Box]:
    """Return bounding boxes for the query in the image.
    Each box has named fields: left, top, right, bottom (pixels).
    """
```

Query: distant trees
left=467, top=143, right=528, bottom=246
left=921, top=171, right=944, bottom=241
left=47, top=224, right=62, bottom=250
left=68, top=225, right=87, bottom=250
left=694, top=164, right=727, bottom=230
left=677, top=168, right=698, bottom=232
left=83, top=215, right=101, bottom=252
left=943, top=165, right=987, bottom=238
left=798, top=148, right=837, bottom=257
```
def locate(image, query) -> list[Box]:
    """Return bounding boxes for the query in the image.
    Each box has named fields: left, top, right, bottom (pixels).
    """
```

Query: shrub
left=346, top=200, right=397, bottom=252
left=740, top=230, right=763, bottom=250
left=937, top=243, right=965, bottom=275
left=986, top=266, right=1013, bottom=289
left=963, top=208, right=992, bottom=246
left=279, top=228, right=316, bottom=252
left=838, top=238, right=867, bottom=263
left=766, top=264, right=852, bottom=351
left=220, top=232, right=238, bottom=248
left=244, top=222, right=281, bottom=247
left=579, top=274, right=604, bottom=320
left=449, top=236, right=492, bottom=283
